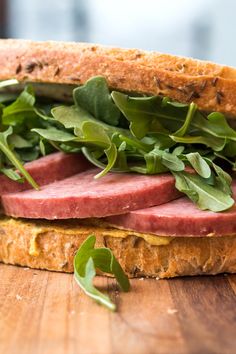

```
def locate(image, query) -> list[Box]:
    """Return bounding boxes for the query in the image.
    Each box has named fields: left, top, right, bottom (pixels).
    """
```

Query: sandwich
left=0, top=38, right=236, bottom=281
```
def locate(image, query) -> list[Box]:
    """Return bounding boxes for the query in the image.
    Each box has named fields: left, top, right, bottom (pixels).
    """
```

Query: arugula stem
left=119, top=135, right=150, bottom=153
left=0, top=79, right=19, bottom=88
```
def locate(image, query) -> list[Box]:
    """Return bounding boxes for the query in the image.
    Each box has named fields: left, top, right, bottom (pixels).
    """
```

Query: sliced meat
left=0, top=152, right=91, bottom=194
left=106, top=182, right=236, bottom=237
left=2, top=170, right=181, bottom=219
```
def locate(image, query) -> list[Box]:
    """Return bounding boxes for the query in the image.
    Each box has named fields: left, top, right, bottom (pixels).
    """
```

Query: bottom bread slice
left=0, top=217, right=235, bottom=278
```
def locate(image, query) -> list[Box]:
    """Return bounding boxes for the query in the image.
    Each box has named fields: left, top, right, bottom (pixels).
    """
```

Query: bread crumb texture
left=1, top=39, right=236, bottom=116
left=0, top=217, right=235, bottom=278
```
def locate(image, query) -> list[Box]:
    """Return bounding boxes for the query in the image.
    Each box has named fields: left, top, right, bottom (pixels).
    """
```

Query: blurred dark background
left=0, top=0, right=235, bottom=66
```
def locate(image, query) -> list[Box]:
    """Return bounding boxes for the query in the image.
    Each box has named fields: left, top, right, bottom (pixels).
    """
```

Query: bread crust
left=0, top=217, right=235, bottom=278
left=1, top=39, right=236, bottom=116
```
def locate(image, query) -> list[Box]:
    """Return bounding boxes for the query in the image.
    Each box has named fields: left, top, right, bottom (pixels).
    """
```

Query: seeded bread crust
left=0, top=217, right=235, bottom=278
left=1, top=39, right=236, bottom=116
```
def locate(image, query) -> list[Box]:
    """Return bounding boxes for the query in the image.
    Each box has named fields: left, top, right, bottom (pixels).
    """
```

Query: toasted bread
left=0, top=217, right=235, bottom=278
left=1, top=39, right=236, bottom=116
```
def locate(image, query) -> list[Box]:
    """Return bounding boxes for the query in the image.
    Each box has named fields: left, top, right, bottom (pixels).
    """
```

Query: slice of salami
left=106, top=182, right=236, bottom=237
left=2, top=170, right=181, bottom=219
left=0, top=152, right=91, bottom=194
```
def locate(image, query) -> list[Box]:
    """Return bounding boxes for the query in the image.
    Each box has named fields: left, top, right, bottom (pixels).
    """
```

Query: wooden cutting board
left=0, top=264, right=236, bottom=354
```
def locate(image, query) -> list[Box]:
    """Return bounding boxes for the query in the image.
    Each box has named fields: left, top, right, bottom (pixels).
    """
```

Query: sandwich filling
left=0, top=76, right=236, bottom=242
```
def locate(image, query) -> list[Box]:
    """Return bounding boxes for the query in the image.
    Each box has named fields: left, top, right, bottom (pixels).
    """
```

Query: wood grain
left=0, top=264, right=236, bottom=354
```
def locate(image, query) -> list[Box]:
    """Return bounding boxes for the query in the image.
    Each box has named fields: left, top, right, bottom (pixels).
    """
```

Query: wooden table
left=0, top=264, right=236, bottom=354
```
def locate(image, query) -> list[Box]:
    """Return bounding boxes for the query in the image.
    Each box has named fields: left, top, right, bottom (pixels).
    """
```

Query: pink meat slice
left=2, top=170, right=181, bottom=219
left=106, top=182, right=236, bottom=237
left=0, top=152, right=91, bottom=194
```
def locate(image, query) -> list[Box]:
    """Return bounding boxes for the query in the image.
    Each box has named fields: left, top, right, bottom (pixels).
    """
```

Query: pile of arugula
left=0, top=76, right=236, bottom=212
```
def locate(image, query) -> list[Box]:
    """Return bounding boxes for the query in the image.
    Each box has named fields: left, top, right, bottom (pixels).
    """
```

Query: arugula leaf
left=204, top=158, right=233, bottom=195
left=51, top=105, right=96, bottom=129
left=52, top=105, right=134, bottom=176
left=112, top=91, right=236, bottom=146
left=140, top=147, right=185, bottom=174
left=112, top=92, right=161, bottom=139
left=0, top=167, right=24, bottom=183
left=95, top=144, right=117, bottom=178
left=172, top=146, right=185, bottom=156
left=9, top=134, right=33, bottom=148
left=39, top=139, right=46, bottom=156
left=162, top=151, right=185, bottom=171
left=112, top=92, right=188, bottom=139
left=222, top=140, right=236, bottom=158
left=205, top=112, right=236, bottom=141
left=74, top=121, right=111, bottom=148
left=52, top=105, right=127, bottom=137
left=32, top=127, right=76, bottom=142
left=151, top=132, right=176, bottom=150
left=170, top=133, right=226, bottom=152
left=0, top=127, right=39, bottom=188
left=17, top=149, right=39, bottom=162
left=173, top=171, right=234, bottom=212
left=213, top=163, right=232, bottom=195
left=144, top=148, right=168, bottom=174
left=173, top=102, right=197, bottom=137
left=2, top=86, right=36, bottom=126
left=112, top=91, right=191, bottom=137
left=74, top=235, right=130, bottom=311
left=73, top=76, right=121, bottom=126
left=185, top=152, right=211, bottom=178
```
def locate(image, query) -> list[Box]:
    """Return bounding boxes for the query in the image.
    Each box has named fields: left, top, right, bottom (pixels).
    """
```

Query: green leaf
left=39, top=139, right=46, bottom=156
left=185, top=152, right=211, bottom=178
left=32, top=127, right=76, bottom=142
left=74, top=121, right=111, bottom=149
left=52, top=105, right=96, bottom=129
left=0, top=167, right=24, bottom=183
left=172, top=146, right=185, bottom=156
left=173, top=102, right=197, bottom=137
left=111, top=91, right=154, bottom=139
left=204, top=159, right=233, bottom=195
left=214, top=164, right=232, bottom=195
left=52, top=105, right=132, bottom=177
left=144, top=148, right=168, bottom=174
left=151, top=133, right=176, bottom=150
left=112, top=92, right=160, bottom=139
left=74, top=235, right=130, bottom=311
left=0, top=127, right=39, bottom=189
left=170, top=133, right=226, bottom=152
left=142, top=147, right=185, bottom=174
left=52, top=105, right=127, bottom=137
left=95, top=143, right=117, bottom=178
left=2, top=85, right=36, bottom=126
left=34, top=107, right=55, bottom=122
left=73, top=76, right=121, bottom=126
left=17, top=149, right=39, bottom=162
left=206, top=112, right=236, bottom=140
left=82, top=147, right=108, bottom=168
left=118, top=134, right=151, bottom=153
left=112, top=91, right=236, bottom=145
left=162, top=151, right=185, bottom=171
left=222, top=140, right=236, bottom=158
left=9, top=134, right=33, bottom=149
left=173, top=171, right=234, bottom=212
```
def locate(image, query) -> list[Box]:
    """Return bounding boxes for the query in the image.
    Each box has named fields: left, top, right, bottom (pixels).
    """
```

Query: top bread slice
left=1, top=39, right=236, bottom=117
